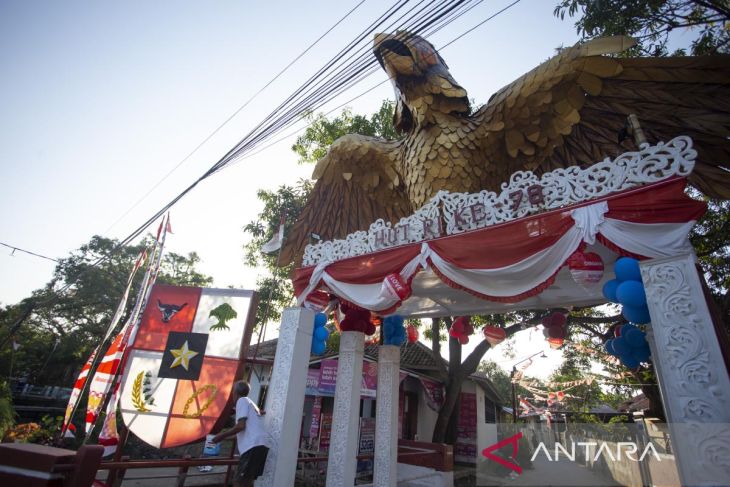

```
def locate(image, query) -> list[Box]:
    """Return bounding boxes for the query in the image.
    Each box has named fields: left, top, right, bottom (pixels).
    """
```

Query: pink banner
left=309, top=396, right=322, bottom=439
left=455, top=392, right=477, bottom=463
left=361, top=361, right=377, bottom=398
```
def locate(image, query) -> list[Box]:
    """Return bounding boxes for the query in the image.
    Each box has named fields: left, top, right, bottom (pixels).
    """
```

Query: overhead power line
left=103, top=0, right=368, bottom=235
left=43, top=0, right=524, bottom=301
left=0, top=241, right=59, bottom=263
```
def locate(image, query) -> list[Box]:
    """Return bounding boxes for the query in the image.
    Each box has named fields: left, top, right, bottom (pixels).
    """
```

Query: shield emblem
left=119, top=284, right=257, bottom=448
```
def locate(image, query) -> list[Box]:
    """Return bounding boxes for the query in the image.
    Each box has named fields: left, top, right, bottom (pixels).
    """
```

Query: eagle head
left=374, top=32, right=470, bottom=133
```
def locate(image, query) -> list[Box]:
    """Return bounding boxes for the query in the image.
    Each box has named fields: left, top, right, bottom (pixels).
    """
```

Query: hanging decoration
left=542, top=311, right=567, bottom=347
left=567, top=250, right=604, bottom=289
left=339, top=304, right=377, bottom=335
left=311, top=313, right=330, bottom=355
left=604, top=323, right=651, bottom=369
left=380, top=273, right=412, bottom=302
left=449, top=316, right=474, bottom=345
left=382, top=315, right=407, bottom=346
left=406, top=324, right=419, bottom=343
left=603, top=257, right=652, bottom=324
left=483, top=325, right=506, bottom=347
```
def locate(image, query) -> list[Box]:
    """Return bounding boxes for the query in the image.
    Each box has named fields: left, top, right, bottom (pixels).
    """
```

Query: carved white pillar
left=640, top=254, right=730, bottom=485
left=326, top=331, right=365, bottom=487
left=257, top=307, right=314, bottom=487
left=373, top=345, right=400, bottom=487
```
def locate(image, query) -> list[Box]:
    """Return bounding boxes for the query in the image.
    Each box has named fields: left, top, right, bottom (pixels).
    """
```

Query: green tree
left=0, top=235, right=212, bottom=387
left=554, top=0, right=730, bottom=56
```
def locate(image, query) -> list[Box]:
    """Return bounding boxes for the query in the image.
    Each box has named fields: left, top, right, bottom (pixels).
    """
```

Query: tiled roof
left=247, top=337, right=445, bottom=371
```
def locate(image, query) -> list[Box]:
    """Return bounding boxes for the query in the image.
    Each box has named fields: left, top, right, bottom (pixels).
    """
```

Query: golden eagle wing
left=279, top=134, right=411, bottom=266
left=473, top=36, right=730, bottom=198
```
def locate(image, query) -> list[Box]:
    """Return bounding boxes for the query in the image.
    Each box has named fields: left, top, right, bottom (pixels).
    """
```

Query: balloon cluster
left=605, top=324, right=651, bottom=369
left=339, top=304, right=377, bottom=335
left=311, top=313, right=330, bottom=355
left=450, top=316, right=474, bottom=345
left=602, top=257, right=651, bottom=324
left=382, top=315, right=406, bottom=346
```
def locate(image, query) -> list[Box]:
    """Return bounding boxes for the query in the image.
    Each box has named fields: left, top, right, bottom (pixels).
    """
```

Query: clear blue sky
left=1, top=0, right=582, bottom=376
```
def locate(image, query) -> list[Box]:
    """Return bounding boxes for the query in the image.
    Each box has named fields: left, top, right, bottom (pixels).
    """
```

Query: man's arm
left=211, top=417, right=246, bottom=443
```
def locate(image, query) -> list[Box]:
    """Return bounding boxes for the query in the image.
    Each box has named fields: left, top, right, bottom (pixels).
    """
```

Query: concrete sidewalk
left=504, top=457, right=619, bottom=486
left=97, top=465, right=231, bottom=487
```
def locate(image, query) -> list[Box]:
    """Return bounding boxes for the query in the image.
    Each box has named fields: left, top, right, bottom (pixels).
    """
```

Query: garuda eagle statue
left=280, top=32, right=730, bottom=266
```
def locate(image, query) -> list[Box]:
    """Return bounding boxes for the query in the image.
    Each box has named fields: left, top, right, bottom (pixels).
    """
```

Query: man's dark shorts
left=236, top=445, right=269, bottom=480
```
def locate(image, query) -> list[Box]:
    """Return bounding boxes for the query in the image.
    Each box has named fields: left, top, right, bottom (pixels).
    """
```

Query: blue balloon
left=383, top=315, right=404, bottom=340
left=602, top=279, right=620, bottom=303
left=624, top=327, right=646, bottom=348
left=621, top=354, right=640, bottom=369
left=612, top=337, right=631, bottom=356
left=633, top=345, right=651, bottom=363
left=614, top=257, right=642, bottom=282
left=605, top=339, right=618, bottom=356
left=311, top=340, right=326, bottom=355
left=622, top=305, right=651, bottom=324
left=616, top=280, right=647, bottom=308
left=314, top=326, right=329, bottom=341
left=314, top=313, right=327, bottom=328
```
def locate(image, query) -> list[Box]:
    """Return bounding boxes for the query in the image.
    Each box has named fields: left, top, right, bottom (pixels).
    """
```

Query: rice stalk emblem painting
left=119, top=284, right=256, bottom=448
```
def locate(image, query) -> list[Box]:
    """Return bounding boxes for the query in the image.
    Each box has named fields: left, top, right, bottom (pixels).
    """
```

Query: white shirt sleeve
left=235, top=397, right=250, bottom=422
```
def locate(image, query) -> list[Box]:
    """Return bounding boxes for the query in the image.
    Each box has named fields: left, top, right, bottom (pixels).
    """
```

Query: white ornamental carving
left=302, top=136, right=696, bottom=266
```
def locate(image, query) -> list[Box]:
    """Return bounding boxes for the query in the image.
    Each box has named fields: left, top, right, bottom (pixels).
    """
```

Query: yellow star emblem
left=169, top=341, right=199, bottom=370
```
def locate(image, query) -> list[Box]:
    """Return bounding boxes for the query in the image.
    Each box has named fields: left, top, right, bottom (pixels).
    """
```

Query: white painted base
left=325, top=331, right=365, bottom=487
left=256, top=308, right=314, bottom=487
left=374, top=345, right=400, bottom=487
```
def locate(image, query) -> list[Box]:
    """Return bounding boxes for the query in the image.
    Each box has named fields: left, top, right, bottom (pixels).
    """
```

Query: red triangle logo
left=481, top=431, right=523, bottom=474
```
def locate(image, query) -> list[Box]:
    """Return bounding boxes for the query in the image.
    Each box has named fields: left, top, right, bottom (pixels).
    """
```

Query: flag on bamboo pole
left=85, top=215, right=171, bottom=434
left=62, top=348, right=97, bottom=436
left=260, top=216, right=285, bottom=254
left=97, top=376, right=122, bottom=456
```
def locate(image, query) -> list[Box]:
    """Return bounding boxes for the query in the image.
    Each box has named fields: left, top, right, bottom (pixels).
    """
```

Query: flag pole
left=247, top=215, right=286, bottom=382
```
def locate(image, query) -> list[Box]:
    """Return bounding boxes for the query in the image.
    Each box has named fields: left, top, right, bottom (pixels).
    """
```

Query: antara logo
left=531, top=441, right=661, bottom=462
left=481, top=432, right=523, bottom=474
left=157, top=300, right=188, bottom=323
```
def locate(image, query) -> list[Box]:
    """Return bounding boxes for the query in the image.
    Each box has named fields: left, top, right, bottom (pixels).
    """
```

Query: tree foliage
left=554, top=0, right=730, bottom=56
left=242, top=100, right=397, bottom=325
left=0, top=236, right=212, bottom=387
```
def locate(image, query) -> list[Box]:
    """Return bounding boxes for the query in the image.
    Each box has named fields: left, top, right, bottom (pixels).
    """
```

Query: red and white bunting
left=62, top=348, right=97, bottom=435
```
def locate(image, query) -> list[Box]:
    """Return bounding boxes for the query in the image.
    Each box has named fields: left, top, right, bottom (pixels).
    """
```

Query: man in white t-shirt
left=212, top=381, right=272, bottom=486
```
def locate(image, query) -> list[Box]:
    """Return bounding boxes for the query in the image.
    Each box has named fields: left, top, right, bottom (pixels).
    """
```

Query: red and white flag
left=86, top=324, right=134, bottom=433
left=261, top=216, right=285, bottom=254
left=97, top=377, right=122, bottom=456
left=62, top=348, right=97, bottom=435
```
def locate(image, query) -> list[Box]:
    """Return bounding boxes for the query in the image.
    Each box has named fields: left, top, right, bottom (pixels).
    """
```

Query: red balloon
left=406, top=324, right=419, bottom=343
left=452, top=316, right=468, bottom=335
left=464, top=322, right=475, bottom=336
left=549, top=312, right=567, bottom=327
left=548, top=326, right=566, bottom=339
left=458, top=335, right=469, bottom=345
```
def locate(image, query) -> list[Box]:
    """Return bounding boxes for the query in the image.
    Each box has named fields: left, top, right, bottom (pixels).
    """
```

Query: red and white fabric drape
left=294, top=179, right=705, bottom=313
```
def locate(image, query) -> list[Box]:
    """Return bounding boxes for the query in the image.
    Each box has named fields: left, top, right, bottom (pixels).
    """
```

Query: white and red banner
left=118, top=284, right=256, bottom=448
left=62, top=348, right=97, bottom=435
left=294, top=180, right=705, bottom=314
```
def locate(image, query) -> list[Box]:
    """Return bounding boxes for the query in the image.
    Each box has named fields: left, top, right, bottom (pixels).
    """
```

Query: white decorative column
left=373, top=345, right=400, bottom=487
left=257, top=307, right=314, bottom=487
left=640, top=254, right=730, bottom=485
left=326, top=331, right=365, bottom=487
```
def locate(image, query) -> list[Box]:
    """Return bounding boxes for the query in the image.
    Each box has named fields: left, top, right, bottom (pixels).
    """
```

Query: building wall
left=475, top=384, right=499, bottom=465
left=416, top=384, right=439, bottom=442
